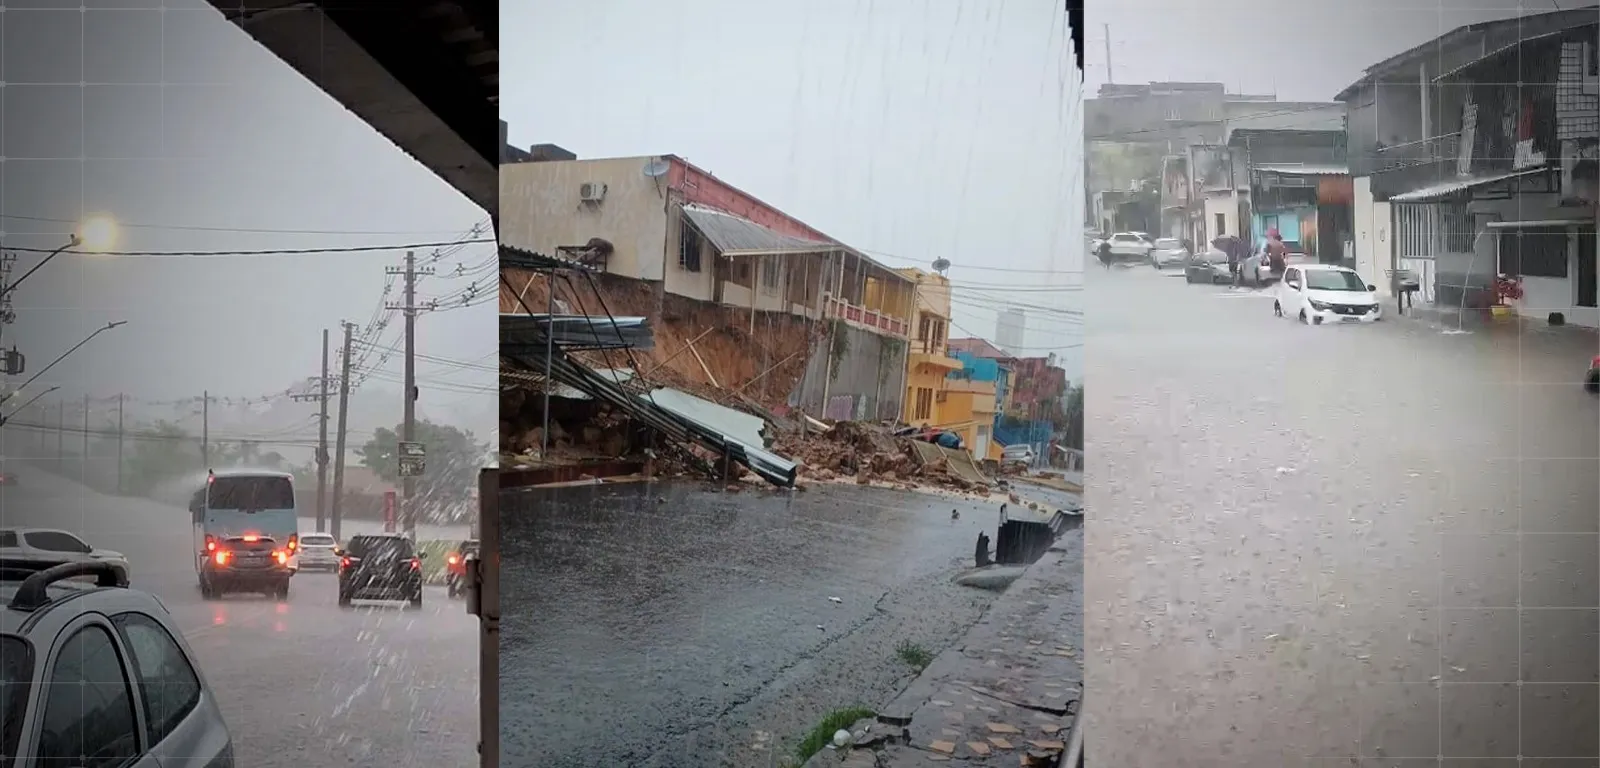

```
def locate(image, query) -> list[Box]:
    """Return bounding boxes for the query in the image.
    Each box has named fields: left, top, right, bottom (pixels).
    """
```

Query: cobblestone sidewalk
left=804, top=525, right=1083, bottom=767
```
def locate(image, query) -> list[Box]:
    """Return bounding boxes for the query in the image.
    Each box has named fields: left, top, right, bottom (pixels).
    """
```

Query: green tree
left=356, top=420, right=485, bottom=509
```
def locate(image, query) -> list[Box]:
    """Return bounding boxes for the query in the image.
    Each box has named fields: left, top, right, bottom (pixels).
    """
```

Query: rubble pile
left=773, top=419, right=993, bottom=495
left=499, top=388, right=632, bottom=468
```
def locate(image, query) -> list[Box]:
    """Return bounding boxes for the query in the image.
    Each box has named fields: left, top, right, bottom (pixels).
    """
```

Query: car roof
left=0, top=579, right=159, bottom=637
left=1298, top=263, right=1355, bottom=272
left=350, top=533, right=408, bottom=540
left=208, top=468, right=294, bottom=479
left=0, top=528, right=79, bottom=536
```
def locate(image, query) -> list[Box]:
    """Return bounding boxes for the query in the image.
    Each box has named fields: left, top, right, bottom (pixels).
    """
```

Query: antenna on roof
left=643, top=158, right=670, bottom=178
left=932, top=258, right=951, bottom=275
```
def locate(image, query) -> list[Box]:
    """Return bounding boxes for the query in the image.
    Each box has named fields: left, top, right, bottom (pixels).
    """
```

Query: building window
left=760, top=257, right=782, bottom=294
left=679, top=220, right=703, bottom=272
left=1215, top=213, right=1226, bottom=236
left=913, top=387, right=934, bottom=421
left=1262, top=214, right=1280, bottom=233
left=1499, top=227, right=1569, bottom=278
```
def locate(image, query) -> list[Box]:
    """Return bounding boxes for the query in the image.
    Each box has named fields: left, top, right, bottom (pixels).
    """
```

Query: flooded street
left=1089, top=265, right=1600, bottom=764
left=501, top=481, right=1010, bottom=767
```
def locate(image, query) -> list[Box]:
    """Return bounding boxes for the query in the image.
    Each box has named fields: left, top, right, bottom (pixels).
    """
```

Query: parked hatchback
left=1277, top=264, right=1382, bottom=325
left=297, top=532, right=340, bottom=572
left=0, top=558, right=235, bottom=766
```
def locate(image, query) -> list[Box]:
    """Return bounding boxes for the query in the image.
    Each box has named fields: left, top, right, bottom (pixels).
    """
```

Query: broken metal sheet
left=645, top=388, right=768, bottom=448
left=500, top=312, right=655, bottom=351
left=682, top=204, right=833, bottom=256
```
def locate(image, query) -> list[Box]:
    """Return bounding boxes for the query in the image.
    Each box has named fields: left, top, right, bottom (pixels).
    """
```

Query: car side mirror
left=1367, top=284, right=1377, bottom=292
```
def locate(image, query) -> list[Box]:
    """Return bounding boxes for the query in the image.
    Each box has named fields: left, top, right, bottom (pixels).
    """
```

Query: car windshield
left=1206, top=251, right=1230, bottom=264
left=1304, top=270, right=1368, bottom=291
left=1155, top=238, right=1180, bottom=249
left=0, top=635, right=31, bottom=767
left=208, top=476, right=294, bottom=510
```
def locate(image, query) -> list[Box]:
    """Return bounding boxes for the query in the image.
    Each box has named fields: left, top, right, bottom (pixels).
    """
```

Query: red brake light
left=242, top=534, right=259, bottom=543
left=214, top=551, right=230, bottom=566
left=410, top=558, right=421, bottom=571
left=204, top=535, right=217, bottom=552
left=287, top=534, right=298, bottom=551
left=273, top=550, right=289, bottom=565
left=339, top=557, right=351, bottom=570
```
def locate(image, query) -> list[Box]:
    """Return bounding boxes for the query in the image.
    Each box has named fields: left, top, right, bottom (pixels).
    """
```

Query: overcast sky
left=504, top=0, right=1084, bottom=380
left=1084, top=0, right=1566, bottom=101
left=1, top=4, right=496, bottom=458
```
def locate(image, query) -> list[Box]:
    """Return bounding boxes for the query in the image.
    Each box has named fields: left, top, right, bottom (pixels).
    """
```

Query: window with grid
left=913, top=388, right=934, bottom=421
left=1499, top=227, right=1569, bottom=278
left=678, top=220, right=703, bottom=272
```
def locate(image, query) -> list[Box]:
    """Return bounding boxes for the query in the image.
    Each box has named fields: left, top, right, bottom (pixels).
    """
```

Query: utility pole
left=386, top=251, right=433, bottom=537
left=330, top=321, right=355, bottom=542
left=291, top=329, right=335, bottom=532
left=201, top=390, right=209, bottom=470
left=81, top=394, right=88, bottom=481
left=1103, top=23, right=1114, bottom=84
left=115, top=393, right=124, bottom=495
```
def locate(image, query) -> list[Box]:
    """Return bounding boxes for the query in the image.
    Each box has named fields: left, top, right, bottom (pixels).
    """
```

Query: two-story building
left=1227, top=128, right=1352, bottom=263
left=500, top=154, right=918, bottom=419
left=1337, top=7, right=1599, bottom=318
left=900, top=268, right=963, bottom=426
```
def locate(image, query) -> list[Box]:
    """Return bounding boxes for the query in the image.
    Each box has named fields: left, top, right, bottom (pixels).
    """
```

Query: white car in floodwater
left=1276, top=264, right=1383, bottom=325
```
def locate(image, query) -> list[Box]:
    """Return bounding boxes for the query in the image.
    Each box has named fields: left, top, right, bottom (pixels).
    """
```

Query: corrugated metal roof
left=682, top=205, right=833, bottom=256
left=1388, top=167, right=1547, bottom=202
left=499, top=244, right=592, bottom=271
left=1254, top=163, right=1348, bottom=175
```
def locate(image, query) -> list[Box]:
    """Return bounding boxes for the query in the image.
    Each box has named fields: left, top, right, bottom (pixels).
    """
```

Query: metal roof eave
left=1387, top=167, right=1549, bottom=203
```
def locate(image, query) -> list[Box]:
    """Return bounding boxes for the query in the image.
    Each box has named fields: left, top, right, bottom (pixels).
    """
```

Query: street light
left=0, top=320, right=127, bottom=408
left=0, top=385, right=59, bottom=426
left=1, top=215, right=119, bottom=299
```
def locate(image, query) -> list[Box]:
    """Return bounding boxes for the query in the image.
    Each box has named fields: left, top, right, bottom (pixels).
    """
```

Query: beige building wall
left=500, top=156, right=671, bottom=281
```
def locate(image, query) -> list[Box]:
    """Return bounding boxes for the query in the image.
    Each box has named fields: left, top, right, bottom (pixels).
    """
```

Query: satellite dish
left=643, top=158, right=671, bottom=178
left=931, top=258, right=951, bottom=274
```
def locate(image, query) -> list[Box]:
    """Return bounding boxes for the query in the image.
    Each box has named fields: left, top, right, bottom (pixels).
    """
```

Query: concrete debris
left=772, top=419, right=995, bottom=496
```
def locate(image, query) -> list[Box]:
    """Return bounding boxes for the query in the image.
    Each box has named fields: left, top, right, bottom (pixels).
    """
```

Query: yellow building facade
left=897, top=269, right=999, bottom=460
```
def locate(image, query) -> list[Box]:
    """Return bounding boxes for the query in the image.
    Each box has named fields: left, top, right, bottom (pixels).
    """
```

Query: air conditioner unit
left=579, top=182, right=608, bottom=203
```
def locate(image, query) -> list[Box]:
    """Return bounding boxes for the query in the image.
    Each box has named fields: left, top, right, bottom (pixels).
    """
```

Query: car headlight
left=1309, top=300, right=1330, bottom=311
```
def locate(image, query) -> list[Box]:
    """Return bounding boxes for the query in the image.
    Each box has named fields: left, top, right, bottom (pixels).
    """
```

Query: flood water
left=500, top=480, right=1007, bottom=767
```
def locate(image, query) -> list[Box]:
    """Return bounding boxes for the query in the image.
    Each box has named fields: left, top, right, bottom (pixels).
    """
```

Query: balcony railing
left=1371, top=133, right=1466, bottom=199
left=822, top=295, right=908, bottom=338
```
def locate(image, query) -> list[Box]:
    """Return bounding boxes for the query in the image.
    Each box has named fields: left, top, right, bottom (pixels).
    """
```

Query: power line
left=0, top=213, right=479, bottom=238
left=5, top=238, right=495, bottom=258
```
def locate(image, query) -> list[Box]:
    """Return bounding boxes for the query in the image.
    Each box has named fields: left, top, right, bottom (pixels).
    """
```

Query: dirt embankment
left=501, top=269, right=820, bottom=411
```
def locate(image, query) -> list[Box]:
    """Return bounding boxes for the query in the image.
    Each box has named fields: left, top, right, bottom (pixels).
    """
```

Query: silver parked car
left=1148, top=237, right=1191, bottom=268
left=0, top=558, right=235, bottom=766
left=1184, top=250, right=1233, bottom=284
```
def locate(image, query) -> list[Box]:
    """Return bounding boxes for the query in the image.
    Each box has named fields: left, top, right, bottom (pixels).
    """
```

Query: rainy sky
left=504, top=0, right=1084, bottom=380
left=1, top=5, right=497, bottom=449
left=1084, top=0, right=1567, bottom=101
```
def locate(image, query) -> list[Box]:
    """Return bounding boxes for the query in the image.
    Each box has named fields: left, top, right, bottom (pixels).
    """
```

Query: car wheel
left=1298, top=309, right=1309, bottom=324
left=408, top=592, right=423, bottom=609
left=338, top=591, right=352, bottom=607
left=275, top=581, right=290, bottom=601
left=447, top=580, right=458, bottom=598
left=1273, top=300, right=1283, bottom=317
left=1587, top=370, right=1600, bottom=392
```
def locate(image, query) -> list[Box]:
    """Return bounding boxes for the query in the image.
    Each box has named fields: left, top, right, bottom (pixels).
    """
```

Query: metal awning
left=682, top=205, right=833, bottom=257
left=1253, top=164, right=1348, bottom=176
left=1388, top=167, right=1548, bottom=203
left=1486, top=217, right=1595, bottom=229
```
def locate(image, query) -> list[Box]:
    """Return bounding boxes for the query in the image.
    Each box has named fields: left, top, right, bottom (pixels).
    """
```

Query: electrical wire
left=0, top=213, right=479, bottom=238
left=5, top=239, right=494, bottom=258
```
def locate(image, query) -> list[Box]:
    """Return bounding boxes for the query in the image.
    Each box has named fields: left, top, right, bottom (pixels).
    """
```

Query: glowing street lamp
left=1, top=215, right=119, bottom=299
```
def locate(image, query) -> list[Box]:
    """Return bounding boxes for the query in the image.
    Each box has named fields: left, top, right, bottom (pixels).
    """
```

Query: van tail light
left=214, top=551, right=230, bottom=566
left=287, top=534, right=298, bottom=551
left=273, top=550, right=289, bottom=566
left=410, top=558, right=421, bottom=571
left=204, top=535, right=217, bottom=552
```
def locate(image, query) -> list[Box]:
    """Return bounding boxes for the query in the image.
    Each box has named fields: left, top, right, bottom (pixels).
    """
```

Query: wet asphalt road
left=1090, top=264, right=1600, bottom=765
left=0, top=463, right=478, bottom=767
left=501, top=481, right=1008, bottom=767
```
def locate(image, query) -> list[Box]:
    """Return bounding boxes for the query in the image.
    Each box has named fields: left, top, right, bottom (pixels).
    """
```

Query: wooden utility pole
left=201, top=390, right=209, bottom=469
left=81, top=394, right=88, bottom=481
left=115, top=393, right=124, bottom=494
left=292, top=329, right=335, bottom=532
left=386, top=251, right=433, bottom=537
left=330, top=321, right=355, bottom=542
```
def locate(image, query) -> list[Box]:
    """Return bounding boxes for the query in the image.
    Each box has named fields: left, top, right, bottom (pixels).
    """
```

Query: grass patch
left=895, top=640, right=934, bottom=670
left=794, top=706, right=877, bottom=764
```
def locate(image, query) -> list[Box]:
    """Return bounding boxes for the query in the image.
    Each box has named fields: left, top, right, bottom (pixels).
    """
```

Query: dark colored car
left=338, top=534, right=423, bottom=608
left=445, top=539, right=478, bottom=598
left=200, top=534, right=293, bottom=600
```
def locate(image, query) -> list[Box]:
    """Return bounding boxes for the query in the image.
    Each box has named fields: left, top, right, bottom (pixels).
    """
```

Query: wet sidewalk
left=805, top=526, right=1083, bottom=767
left=1385, top=300, right=1600, bottom=382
